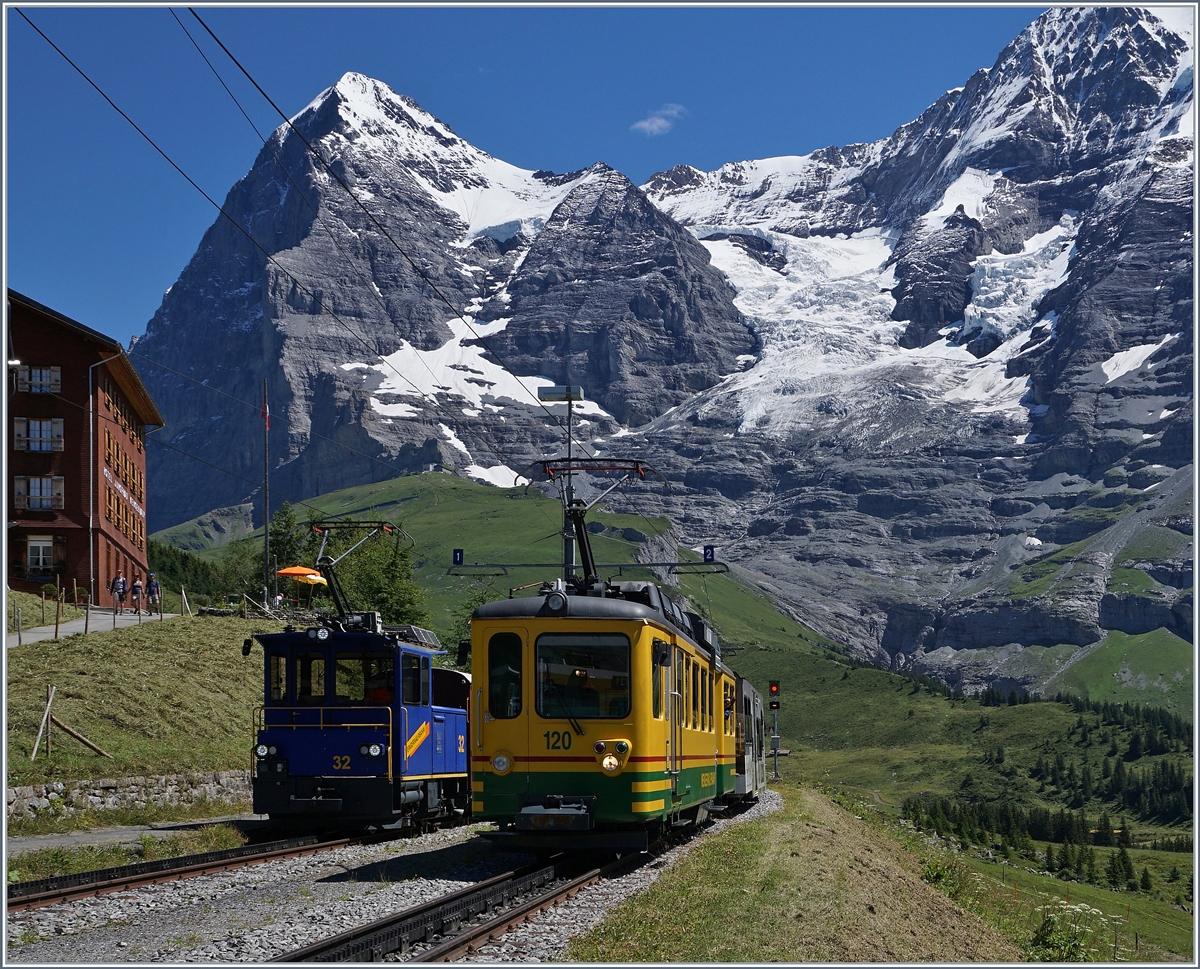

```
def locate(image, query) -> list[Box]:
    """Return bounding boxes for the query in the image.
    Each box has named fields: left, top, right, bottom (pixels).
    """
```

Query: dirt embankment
left=777, top=787, right=1022, bottom=962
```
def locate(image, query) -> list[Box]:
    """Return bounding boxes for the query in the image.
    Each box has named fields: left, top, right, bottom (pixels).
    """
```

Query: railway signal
left=768, top=680, right=781, bottom=779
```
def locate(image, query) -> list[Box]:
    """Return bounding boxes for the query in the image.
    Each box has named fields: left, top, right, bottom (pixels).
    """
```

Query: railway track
left=6, top=835, right=351, bottom=912
left=269, top=852, right=637, bottom=963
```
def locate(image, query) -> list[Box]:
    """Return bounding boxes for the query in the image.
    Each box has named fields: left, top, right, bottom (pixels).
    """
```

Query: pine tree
left=1141, top=867, right=1152, bottom=891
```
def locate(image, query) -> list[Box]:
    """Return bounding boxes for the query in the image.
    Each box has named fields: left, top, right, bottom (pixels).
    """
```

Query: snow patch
left=1100, top=332, right=1180, bottom=383
left=464, top=464, right=530, bottom=488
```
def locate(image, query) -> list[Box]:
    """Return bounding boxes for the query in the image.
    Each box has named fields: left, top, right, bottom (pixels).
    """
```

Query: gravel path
left=5, top=792, right=781, bottom=964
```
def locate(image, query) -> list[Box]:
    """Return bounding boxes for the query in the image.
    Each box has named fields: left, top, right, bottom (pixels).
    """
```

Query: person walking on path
left=147, top=573, right=162, bottom=612
left=109, top=570, right=127, bottom=615
left=131, top=575, right=144, bottom=615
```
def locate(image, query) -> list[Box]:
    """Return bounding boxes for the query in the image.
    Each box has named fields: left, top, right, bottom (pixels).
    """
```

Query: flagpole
left=263, top=378, right=270, bottom=610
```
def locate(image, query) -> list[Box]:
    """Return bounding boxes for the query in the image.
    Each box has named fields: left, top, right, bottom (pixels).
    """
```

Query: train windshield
left=535, top=633, right=630, bottom=719
left=334, top=652, right=395, bottom=704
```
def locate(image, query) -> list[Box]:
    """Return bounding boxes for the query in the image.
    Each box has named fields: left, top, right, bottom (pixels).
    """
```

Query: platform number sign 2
left=703, top=545, right=715, bottom=564
left=453, top=549, right=464, bottom=566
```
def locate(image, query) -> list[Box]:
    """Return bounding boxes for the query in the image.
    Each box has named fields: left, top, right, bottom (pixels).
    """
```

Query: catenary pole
left=263, top=378, right=270, bottom=608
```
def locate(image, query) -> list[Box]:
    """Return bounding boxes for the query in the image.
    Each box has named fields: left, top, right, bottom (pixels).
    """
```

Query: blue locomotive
left=246, top=525, right=470, bottom=830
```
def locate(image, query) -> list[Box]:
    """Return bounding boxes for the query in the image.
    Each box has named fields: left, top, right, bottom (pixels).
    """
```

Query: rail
left=268, top=852, right=637, bottom=963
left=7, top=836, right=349, bottom=912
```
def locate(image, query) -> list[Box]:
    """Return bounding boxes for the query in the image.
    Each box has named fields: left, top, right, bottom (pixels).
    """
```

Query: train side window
left=421, top=656, right=431, bottom=706
left=488, top=632, right=523, bottom=719
left=296, top=651, right=325, bottom=704
left=700, top=669, right=707, bottom=731
left=674, top=653, right=684, bottom=724
left=691, top=660, right=699, bottom=729
left=402, top=654, right=421, bottom=705
left=268, top=654, right=287, bottom=703
left=700, top=671, right=710, bottom=733
left=652, top=649, right=663, bottom=720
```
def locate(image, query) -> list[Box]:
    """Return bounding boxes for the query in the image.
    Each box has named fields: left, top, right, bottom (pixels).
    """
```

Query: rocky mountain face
left=140, top=6, right=1193, bottom=695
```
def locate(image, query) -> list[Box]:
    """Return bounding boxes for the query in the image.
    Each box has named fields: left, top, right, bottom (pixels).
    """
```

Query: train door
left=670, top=644, right=684, bottom=796
left=480, top=628, right=529, bottom=796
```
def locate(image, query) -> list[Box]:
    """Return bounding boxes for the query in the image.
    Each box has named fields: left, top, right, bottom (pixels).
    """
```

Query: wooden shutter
left=13, top=476, right=28, bottom=509
left=13, top=417, right=27, bottom=450
left=51, top=418, right=65, bottom=451
left=49, top=367, right=62, bottom=393
left=16, top=367, right=29, bottom=393
left=51, top=476, right=65, bottom=510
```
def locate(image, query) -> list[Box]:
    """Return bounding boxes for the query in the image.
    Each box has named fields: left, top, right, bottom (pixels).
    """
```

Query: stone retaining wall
left=6, top=770, right=251, bottom=821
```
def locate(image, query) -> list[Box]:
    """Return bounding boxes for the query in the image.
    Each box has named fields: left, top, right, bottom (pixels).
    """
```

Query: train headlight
left=268, top=745, right=278, bottom=756
left=593, top=741, right=606, bottom=754
left=491, top=753, right=512, bottom=774
left=316, top=627, right=330, bottom=641
left=255, top=744, right=269, bottom=758
left=368, top=743, right=383, bottom=757
left=546, top=590, right=568, bottom=613
left=614, top=741, right=628, bottom=754
left=601, top=754, right=620, bottom=772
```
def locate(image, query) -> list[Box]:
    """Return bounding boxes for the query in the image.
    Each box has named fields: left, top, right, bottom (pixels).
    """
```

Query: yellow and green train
left=470, top=574, right=768, bottom=852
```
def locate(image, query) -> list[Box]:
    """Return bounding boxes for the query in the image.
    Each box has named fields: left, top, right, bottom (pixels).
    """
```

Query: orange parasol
left=276, top=565, right=322, bottom=578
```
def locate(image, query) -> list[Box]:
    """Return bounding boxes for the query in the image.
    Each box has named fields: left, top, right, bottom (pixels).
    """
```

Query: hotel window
left=12, top=418, right=64, bottom=451
left=14, top=476, right=65, bottom=510
left=27, top=535, right=54, bottom=572
left=16, top=366, right=61, bottom=394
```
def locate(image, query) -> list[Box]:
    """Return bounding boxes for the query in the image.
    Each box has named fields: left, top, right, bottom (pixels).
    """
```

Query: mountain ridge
left=137, top=5, right=1193, bottom=694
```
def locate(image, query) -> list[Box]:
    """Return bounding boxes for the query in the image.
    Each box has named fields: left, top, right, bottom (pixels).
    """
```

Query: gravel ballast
left=6, top=792, right=781, bottom=963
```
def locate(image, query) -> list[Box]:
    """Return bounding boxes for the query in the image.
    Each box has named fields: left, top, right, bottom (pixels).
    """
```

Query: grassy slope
left=1044, top=628, right=1193, bottom=712
left=7, top=589, right=86, bottom=633
left=6, top=616, right=279, bottom=788
left=568, top=784, right=1022, bottom=962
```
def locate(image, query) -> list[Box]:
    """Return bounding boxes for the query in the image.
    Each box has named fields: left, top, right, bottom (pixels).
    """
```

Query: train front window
left=268, top=654, right=287, bottom=703
left=535, top=633, right=630, bottom=720
left=296, top=652, right=326, bottom=704
left=488, top=633, right=522, bottom=719
left=335, top=652, right=395, bottom=704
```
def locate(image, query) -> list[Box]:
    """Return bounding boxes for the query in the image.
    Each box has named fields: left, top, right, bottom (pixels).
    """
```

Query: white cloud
left=631, top=103, right=687, bottom=136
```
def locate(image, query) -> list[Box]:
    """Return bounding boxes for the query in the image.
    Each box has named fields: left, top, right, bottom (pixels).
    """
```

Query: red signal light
left=769, top=680, right=780, bottom=696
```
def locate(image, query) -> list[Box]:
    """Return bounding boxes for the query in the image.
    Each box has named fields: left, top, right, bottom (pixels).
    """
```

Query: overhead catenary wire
left=21, top=8, right=664, bottom=554
left=14, top=8, right=547, bottom=528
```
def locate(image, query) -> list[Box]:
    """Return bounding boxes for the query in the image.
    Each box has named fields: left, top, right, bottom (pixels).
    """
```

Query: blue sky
left=5, top=4, right=1043, bottom=347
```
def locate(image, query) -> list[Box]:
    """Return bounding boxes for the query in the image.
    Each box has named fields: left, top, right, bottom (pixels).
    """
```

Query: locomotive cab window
left=268, top=654, right=287, bottom=703
left=488, top=632, right=523, bottom=719
left=536, top=633, right=630, bottom=720
left=336, top=652, right=395, bottom=704
left=295, top=652, right=326, bottom=704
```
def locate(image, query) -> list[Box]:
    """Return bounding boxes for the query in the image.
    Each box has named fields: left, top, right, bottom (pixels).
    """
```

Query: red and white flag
left=261, top=389, right=270, bottom=430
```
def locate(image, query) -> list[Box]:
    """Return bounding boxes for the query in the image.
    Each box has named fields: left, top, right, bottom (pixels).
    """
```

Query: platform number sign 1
left=703, top=544, right=715, bottom=564
left=453, top=548, right=464, bottom=566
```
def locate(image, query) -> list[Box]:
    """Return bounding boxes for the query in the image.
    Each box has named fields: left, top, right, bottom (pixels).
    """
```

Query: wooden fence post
left=54, top=594, right=61, bottom=640
left=31, top=685, right=56, bottom=761
left=48, top=715, right=112, bottom=758
left=16, top=607, right=22, bottom=646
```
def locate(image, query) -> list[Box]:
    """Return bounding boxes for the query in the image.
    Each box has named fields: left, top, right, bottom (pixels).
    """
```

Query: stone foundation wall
left=6, top=770, right=251, bottom=821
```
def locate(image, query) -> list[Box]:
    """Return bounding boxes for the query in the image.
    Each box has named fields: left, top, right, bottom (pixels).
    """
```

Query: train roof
left=473, top=580, right=723, bottom=666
